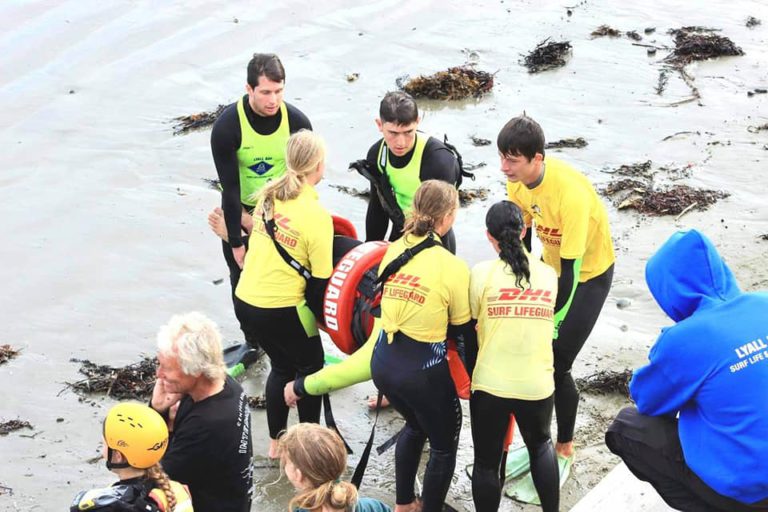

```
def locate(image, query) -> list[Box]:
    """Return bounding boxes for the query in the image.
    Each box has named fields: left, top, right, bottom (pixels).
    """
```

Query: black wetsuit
left=70, top=477, right=160, bottom=512
left=210, top=96, right=311, bottom=292
left=364, top=137, right=459, bottom=253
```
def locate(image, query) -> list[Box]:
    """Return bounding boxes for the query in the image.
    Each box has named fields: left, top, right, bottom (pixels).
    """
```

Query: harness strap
left=262, top=213, right=312, bottom=280
left=351, top=392, right=384, bottom=489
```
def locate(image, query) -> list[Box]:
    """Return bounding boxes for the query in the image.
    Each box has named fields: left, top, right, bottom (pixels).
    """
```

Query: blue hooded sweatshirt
left=630, top=229, right=768, bottom=504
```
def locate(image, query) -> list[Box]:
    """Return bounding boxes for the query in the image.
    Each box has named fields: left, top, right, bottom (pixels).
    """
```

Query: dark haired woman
left=467, top=200, right=560, bottom=512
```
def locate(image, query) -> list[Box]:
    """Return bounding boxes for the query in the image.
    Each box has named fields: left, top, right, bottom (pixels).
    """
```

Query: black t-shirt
left=211, top=96, right=312, bottom=247
left=364, top=135, right=459, bottom=251
left=161, top=376, right=253, bottom=512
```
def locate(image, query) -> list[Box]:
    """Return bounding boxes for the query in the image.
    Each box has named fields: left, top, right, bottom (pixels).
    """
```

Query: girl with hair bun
left=279, top=423, right=391, bottom=512
left=466, top=200, right=559, bottom=512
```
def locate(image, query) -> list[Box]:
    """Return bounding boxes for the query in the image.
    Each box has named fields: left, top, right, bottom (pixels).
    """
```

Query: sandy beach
left=1, top=0, right=766, bottom=510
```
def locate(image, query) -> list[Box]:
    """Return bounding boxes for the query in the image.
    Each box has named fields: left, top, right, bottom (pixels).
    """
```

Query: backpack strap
left=262, top=212, right=312, bottom=280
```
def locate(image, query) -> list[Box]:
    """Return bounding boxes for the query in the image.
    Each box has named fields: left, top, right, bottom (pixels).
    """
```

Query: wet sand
left=1, top=0, right=766, bottom=510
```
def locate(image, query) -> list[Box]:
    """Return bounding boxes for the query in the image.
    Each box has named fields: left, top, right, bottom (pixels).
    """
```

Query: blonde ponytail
left=146, top=463, right=177, bottom=511
left=252, top=130, right=326, bottom=220
left=403, top=180, right=458, bottom=237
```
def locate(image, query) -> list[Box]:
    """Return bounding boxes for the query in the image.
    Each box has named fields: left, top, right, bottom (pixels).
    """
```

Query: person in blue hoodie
left=606, top=229, right=768, bottom=511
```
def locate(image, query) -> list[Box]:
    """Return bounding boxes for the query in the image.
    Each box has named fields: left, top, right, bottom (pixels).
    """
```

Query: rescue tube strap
left=375, top=233, right=438, bottom=286
left=263, top=213, right=312, bottom=280
left=322, top=393, right=353, bottom=455
left=351, top=392, right=383, bottom=489
left=349, top=158, right=405, bottom=230
left=442, top=134, right=474, bottom=187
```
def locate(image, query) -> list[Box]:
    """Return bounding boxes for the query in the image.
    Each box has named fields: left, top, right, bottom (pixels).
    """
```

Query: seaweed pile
left=459, top=187, right=490, bottom=206
left=329, top=184, right=370, bottom=200
left=247, top=395, right=267, bottom=409
left=66, top=357, right=158, bottom=400
left=0, top=344, right=20, bottom=365
left=591, top=25, right=621, bottom=38
left=172, top=104, right=227, bottom=135
left=601, top=161, right=729, bottom=216
left=545, top=137, right=588, bottom=149
left=400, top=66, right=494, bottom=100
left=522, top=39, right=572, bottom=73
left=665, top=27, right=744, bottom=65
left=576, top=369, right=633, bottom=398
left=0, top=419, right=33, bottom=436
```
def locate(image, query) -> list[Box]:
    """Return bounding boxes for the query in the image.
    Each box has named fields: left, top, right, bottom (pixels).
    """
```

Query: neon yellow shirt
left=506, top=156, right=615, bottom=282
left=235, top=184, right=333, bottom=308
left=379, top=234, right=471, bottom=342
left=470, top=256, right=557, bottom=400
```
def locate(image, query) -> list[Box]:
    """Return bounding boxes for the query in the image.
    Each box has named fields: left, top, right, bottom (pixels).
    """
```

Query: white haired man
left=150, top=312, right=253, bottom=512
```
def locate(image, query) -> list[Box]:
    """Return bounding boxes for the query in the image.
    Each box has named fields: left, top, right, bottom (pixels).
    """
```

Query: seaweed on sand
left=576, top=369, right=633, bottom=398
left=0, top=344, right=20, bottom=365
left=0, top=419, right=33, bottom=436
left=172, top=104, right=228, bottom=135
left=522, top=39, right=572, bottom=73
left=400, top=66, right=494, bottom=100
left=66, top=357, right=158, bottom=400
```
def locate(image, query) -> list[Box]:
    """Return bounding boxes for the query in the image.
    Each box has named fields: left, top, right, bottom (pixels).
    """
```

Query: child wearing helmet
left=70, top=402, right=193, bottom=512
left=279, top=423, right=391, bottom=512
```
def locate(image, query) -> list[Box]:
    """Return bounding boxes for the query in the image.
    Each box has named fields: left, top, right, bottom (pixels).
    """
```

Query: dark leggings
left=235, top=300, right=324, bottom=438
left=554, top=264, right=613, bottom=443
left=371, top=333, right=462, bottom=512
left=471, top=391, right=559, bottom=512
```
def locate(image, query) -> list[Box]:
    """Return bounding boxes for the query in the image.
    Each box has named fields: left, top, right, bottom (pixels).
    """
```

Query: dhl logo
left=536, top=226, right=561, bottom=237
left=273, top=213, right=293, bottom=232
left=386, top=273, right=421, bottom=288
left=497, top=288, right=553, bottom=303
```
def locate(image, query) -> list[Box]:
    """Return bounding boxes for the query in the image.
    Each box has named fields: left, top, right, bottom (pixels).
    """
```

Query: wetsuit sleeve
left=211, top=104, right=245, bottom=248
left=448, top=320, right=478, bottom=378
left=285, top=103, right=312, bottom=132
left=364, top=143, right=389, bottom=241
left=552, top=257, right=582, bottom=339
left=522, top=227, right=533, bottom=253
left=420, top=139, right=459, bottom=185
left=448, top=260, right=472, bottom=325
left=297, top=321, right=380, bottom=396
left=629, top=331, right=697, bottom=417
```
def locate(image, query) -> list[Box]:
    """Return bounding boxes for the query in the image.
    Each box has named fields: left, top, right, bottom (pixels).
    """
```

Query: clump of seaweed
left=0, top=345, right=20, bottom=365
left=591, top=25, right=621, bottom=37
left=470, top=135, right=491, bottom=146
left=545, top=137, right=588, bottom=149
left=522, top=39, right=572, bottom=73
left=172, top=104, right=227, bottom=135
left=746, top=16, right=761, bottom=28
left=459, top=187, right=490, bottom=206
left=66, top=357, right=158, bottom=400
left=666, top=28, right=744, bottom=65
left=0, top=419, right=33, bottom=436
left=329, top=184, right=370, bottom=200
left=399, top=65, right=494, bottom=100
left=247, top=395, right=267, bottom=409
left=576, top=369, right=633, bottom=398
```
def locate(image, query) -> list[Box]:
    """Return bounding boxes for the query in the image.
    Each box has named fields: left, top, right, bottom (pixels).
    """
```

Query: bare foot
left=367, top=394, right=391, bottom=410
left=555, top=441, right=575, bottom=459
left=207, top=207, right=228, bottom=241
left=268, top=438, right=280, bottom=460
left=394, top=498, right=422, bottom=512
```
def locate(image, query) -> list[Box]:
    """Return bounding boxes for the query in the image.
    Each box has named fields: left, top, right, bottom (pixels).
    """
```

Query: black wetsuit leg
left=554, top=264, right=613, bottom=443
left=234, top=299, right=324, bottom=439
left=222, top=235, right=249, bottom=301
left=471, top=391, right=559, bottom=512
left=370, top=333, right=461, bottom=512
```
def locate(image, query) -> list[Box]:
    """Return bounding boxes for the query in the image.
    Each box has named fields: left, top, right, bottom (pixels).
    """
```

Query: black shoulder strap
left=375, top=233, right=438, bottom=286
left=262, top=213, right=312, bottom=281
left=443, top=134, right=474, bottom=188
left=349, top=157, right=406, bottom=230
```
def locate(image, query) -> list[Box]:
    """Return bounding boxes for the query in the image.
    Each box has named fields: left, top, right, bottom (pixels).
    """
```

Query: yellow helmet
left=103, top=402, right=169, bottom=469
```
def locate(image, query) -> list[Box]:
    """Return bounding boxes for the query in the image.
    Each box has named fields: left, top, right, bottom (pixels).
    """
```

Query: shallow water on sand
left=1, top=0, right=766, bottom=510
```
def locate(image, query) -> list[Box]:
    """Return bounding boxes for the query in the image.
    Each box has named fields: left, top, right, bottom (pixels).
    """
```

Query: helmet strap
left=105, top=447, right=130, bottom=470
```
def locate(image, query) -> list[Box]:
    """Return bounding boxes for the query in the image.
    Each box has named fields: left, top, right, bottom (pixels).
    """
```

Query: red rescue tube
left=332, top=215, right=358, bottom=239
left=321, top=241, right=388, bottom=355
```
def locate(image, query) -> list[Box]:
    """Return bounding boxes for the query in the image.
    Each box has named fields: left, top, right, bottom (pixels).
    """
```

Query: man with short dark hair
left=607, top=230, right=768, bottom=511
left=151, top=312, right=253, bottom=512
left=498, top=114, right=615, bottom=498
left=355, top=91, right=463, bottom=253
left=208, top=53, right=312, bottom=295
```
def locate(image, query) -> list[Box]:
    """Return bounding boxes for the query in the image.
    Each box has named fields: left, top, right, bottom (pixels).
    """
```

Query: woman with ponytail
left=235, top=129, right=334, bottom=458
left=466, top=200, right=559, bottom=512
left=70, top=403, right=193, bottom=511
left=279, top=423, right=391, bottom=512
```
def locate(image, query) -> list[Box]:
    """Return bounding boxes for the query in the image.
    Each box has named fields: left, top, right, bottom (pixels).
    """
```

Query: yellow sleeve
left=448, top=258, right=472, bottom=325
left=469, top=263, right=485, bottom=320
left=558, top=185, right=590, bottom=260
left=506, top=181, right=532, bottom=226
left=307, top=209, right=334, bottom=279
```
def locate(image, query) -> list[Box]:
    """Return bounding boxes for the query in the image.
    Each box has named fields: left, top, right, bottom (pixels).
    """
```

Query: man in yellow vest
left=353, top=91, right=464, bottom=253
left=208, top=53, right=312, bottom=297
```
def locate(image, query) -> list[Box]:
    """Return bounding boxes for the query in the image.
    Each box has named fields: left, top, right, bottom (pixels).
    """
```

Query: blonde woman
left=235, top=130, right=333, bottom=458
left=280, top=423, right=391, bottom=512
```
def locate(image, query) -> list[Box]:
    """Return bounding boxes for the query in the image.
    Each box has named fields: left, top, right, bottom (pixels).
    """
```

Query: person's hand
left=284, top=381, right=300, bottom=407
left=232, top=245, right=246, bottom=269
left=207, top=207, right=229, bottom=242
left=151, top=377, right=183, bottom=414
